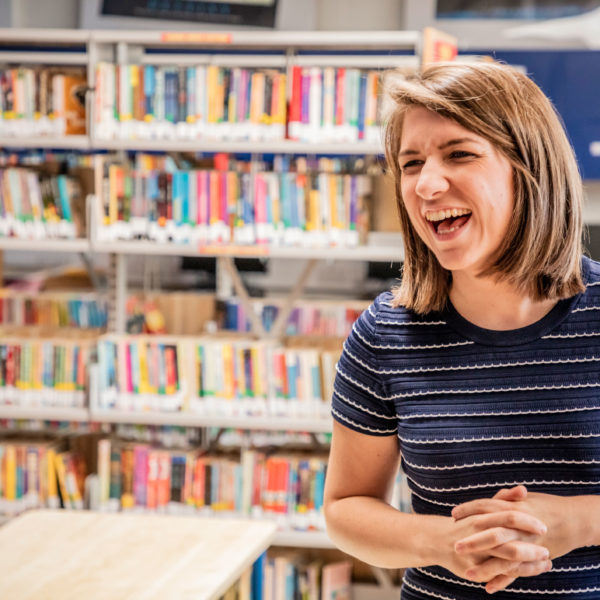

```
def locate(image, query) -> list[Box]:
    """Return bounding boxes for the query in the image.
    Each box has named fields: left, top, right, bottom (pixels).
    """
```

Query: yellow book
left=307, top=189, right=320, bottom=232
left=63, top=344, right=75, bottom=392
left=137, top=340, right=150, bottom=395
left=45, top=447, right=59, bottom=508
left=251, top=345, right=262, bottom=398
left=53, top=452, right=72, bottom=509
left=222, top=343, right=234, bottom=400
left=4, top=444, right=16, bottom=501
left=108, top=164, right=120, bottom=225
left=207, top=65, right=219, bottom=124
left=276, top=72, right=287, bottom=125
left=237, top=345, right=246, bottom=399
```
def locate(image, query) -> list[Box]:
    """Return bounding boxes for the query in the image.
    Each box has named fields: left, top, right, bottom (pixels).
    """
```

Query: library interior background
left=0, top=0, right=599, bottom=598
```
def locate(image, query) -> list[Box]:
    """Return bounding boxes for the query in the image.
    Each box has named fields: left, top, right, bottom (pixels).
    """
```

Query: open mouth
left=426, top=209, right=472, bottom=235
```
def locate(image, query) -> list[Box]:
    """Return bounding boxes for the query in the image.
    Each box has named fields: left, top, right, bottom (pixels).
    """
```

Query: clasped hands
left=445, top=485, right=574, bottom=594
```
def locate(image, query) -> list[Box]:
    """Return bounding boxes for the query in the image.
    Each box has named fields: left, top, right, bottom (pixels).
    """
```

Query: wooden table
left=0, top=509, right=277, bottom=600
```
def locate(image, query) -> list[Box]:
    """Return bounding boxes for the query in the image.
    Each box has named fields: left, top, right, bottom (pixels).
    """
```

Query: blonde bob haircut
left=384, top=61, right=585, bottom=314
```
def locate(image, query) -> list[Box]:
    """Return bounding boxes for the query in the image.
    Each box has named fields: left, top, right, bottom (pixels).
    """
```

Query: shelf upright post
left=87, top=36, right=97, bottom=143
left=107, top=253, right=128, bottom=333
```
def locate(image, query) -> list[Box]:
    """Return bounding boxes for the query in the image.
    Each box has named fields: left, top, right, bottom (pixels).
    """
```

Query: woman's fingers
left=485, top=574, right=516, bottom=594
left=485, top=560, right=552, bottom=594
left=461, top=510, right=547, bottom=541
left=488, top=541, right=550, bottom=562
left=465, top=557, right=552, bottom=584
left=493, top=485, right=527, bottom=501
left=464, top=558, right=520, bottom=582
left=453, top=498, right=515, bottom=520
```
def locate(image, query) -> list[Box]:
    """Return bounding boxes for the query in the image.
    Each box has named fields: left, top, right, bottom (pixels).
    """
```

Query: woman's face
left=399, top=106, right=514, bottom=279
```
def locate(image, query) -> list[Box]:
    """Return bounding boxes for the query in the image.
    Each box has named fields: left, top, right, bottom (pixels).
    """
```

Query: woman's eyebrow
left=399, top=137, right=481, bottom=156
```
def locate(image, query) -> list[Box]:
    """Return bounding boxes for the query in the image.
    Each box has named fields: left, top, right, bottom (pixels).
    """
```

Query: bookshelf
left=0, top=26, right=427, bottom=598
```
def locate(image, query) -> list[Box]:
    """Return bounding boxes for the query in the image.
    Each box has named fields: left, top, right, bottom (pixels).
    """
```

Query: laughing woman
left=323, top=62, right=600, bottom=598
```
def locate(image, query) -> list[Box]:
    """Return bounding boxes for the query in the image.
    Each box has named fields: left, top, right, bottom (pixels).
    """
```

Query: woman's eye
left=401, top=159, right=422, bottom=171
left=449, top=150, right=474, bottom=159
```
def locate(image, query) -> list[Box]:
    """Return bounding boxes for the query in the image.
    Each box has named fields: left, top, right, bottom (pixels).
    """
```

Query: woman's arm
left=324, top=422, right=551, bottom=581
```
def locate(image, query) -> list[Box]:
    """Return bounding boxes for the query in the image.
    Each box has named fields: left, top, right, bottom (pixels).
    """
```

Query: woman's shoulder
left=582, top=255, right=600, bottom=288
left=362, top=291, right=443, bottom=330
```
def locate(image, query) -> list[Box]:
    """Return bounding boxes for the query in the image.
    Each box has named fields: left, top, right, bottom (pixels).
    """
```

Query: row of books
left=93, top=63, right=387, bottom=144
left=223, top=553, right=352, bottom=600
left=0, top=290, right=107, bottom=329
left=220, top=297, right=369, bottom=337
left=0, top=168, right=83, bottom=239
left=0, top=438, right=86, bottom=515
left=96, top=440, right=328, bottom=530
left=0, top=331, right=97, bottom=409
left=97, top=334, right=341, bottom=419
left=97, top=163, right=371, bottom=247
left=95, top=63, right=287, bottom=142
left=288, top=65, right=382, bottom=144
left=0, top=67, right=87, bottom=137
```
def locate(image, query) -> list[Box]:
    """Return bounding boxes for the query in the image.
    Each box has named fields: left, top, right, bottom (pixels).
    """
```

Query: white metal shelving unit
left=89, top=409, right=333, bottom=433
left=0, top=28, right=413, bottom=596
left=0, top=238, right=91, bottom=253
left=0, top=405, right=89, bottom=422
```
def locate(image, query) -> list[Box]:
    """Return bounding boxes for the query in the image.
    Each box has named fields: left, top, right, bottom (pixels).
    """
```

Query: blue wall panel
left=468, top=50, right=600, bottom=179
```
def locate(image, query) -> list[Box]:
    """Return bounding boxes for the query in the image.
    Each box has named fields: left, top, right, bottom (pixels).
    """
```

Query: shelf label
left=160, top=32, right=233, bottom=44
left=197, top=244, right=270, bottom=257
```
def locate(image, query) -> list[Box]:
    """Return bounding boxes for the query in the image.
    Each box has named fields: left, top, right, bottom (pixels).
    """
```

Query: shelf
left=0, top=136, right=91, bottom=150
left=0, top=238, right=90, bottom=253
left=91, top=138, right=384, bottom=155
left=0, top=28, right=89, bottom=44
left=91, top=29, right=421, bottom=50
left=0, top=405, right=90, bottom=422
left=91, top=238, right=403, bottom=262
left=0, top=52, right=88, bottom=65
left=89, top=409, right=333, bottom=433
left=273, top=530, right=334, bottom=549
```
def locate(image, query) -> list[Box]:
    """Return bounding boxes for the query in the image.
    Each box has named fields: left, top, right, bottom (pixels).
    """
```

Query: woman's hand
left=452, top=486, right=584, bottom=593
left=433, top=507, right=551, bottom=587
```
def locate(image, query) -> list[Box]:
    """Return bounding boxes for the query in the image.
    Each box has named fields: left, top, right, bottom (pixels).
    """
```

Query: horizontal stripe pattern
left=331, top=257, right=600, bottom=598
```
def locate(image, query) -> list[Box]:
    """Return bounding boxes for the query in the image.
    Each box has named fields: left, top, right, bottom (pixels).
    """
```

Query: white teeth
left=425, top=208, right=471, bottom=222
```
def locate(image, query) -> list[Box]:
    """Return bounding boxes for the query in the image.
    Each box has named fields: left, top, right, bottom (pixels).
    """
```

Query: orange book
left=146, top=450, right=159, bottom=510
left=157, top=451, right=171, bottom=510
left=62, top=73, right=87, bottom=135
left=193, top=456, right=206, bottom=508
left=120, top=446, right=135, bottom=509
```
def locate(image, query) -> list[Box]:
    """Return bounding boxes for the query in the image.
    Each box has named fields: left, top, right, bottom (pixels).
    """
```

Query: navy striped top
left=332, top=256, right=600, bottom=599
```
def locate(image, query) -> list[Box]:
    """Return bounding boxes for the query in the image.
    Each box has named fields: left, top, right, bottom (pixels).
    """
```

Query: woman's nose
left=414, top=161, right=449, bottom=199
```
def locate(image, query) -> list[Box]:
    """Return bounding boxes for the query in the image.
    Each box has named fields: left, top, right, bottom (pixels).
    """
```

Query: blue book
left=56, top=175, right=72, bottom=222
left=311, top=359, right=322, bottom=401
left=186, top=66, right=196, bottom=121
left=358, top=73, right=367, bottom=140
left=314, top=463, right=325, bottom=512
left=287, top=356, right=297, bottom=400
left=164, top=69, right=177, bottom=123
left=251, top=552, right=266, bottom=600
left=143, top=65, right=155, bottom=116
left=172, top=171, right=182, bottom=225
left=180, top=170, right=189, bottom=224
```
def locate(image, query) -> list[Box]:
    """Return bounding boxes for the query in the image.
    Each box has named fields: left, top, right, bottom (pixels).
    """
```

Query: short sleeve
left=331, top=294, right=398, bottom=436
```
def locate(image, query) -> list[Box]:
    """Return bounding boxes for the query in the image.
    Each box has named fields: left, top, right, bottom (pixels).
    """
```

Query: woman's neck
left=449, top=271, right=557, bottom=331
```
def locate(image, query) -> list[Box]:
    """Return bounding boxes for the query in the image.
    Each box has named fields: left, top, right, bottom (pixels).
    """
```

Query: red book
left=193, top=456, right=206, bottom=508
left=288, top=65, right=302, bottom=139
left=164, top=346, right=177, bottom=394
left=335, top=68, right=346, bottom=126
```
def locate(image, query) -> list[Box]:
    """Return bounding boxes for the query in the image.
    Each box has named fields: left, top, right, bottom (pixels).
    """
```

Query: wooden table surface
left=0, top=509, right=277, bottom=600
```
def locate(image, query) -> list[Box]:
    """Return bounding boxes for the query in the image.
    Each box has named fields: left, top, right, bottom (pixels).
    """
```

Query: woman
left=324, top=61, right=600, bottom=598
